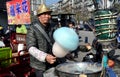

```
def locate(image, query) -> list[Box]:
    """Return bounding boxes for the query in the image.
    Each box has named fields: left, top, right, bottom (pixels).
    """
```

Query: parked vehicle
left=51, top=12, right=76, bottom=27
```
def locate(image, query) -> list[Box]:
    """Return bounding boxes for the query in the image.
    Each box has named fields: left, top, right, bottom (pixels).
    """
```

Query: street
left=74, top=30, right=120, bottom=76
left=76, top=30, right=120, bottom=60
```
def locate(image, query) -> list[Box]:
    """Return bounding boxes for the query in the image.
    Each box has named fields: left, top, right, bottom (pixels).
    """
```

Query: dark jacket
left=26, top=19, right=66, bottom=71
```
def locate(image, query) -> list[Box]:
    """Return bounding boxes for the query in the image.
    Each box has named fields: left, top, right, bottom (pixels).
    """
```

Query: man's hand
left=45, top=54, right=56, bottom=64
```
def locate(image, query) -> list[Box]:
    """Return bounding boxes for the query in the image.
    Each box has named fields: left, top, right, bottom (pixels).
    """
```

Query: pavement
left=74, top=30, right=120, bottom=60
left=70, top=30, right=120, bottom=76
left=75, top=30, right=95, bottom=61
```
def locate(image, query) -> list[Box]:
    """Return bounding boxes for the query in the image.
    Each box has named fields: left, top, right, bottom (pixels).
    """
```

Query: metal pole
left=92, top=0, right=98, bottom=10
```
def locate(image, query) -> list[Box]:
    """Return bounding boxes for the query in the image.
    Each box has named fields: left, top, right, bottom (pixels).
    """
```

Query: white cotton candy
left=52, top=42, right=69, bottom=58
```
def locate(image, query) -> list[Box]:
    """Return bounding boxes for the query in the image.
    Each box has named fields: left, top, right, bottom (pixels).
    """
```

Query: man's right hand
left=45, top=54, right=56, bottom=64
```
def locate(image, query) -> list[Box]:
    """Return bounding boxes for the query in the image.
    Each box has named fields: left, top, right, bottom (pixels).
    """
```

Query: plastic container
left=94, top=10, right=117, bottom=41
left=0, top=47, right=12, bottom=67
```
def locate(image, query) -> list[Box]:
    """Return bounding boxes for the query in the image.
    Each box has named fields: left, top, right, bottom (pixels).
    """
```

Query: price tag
left=79, top=74, right=87, bottom=77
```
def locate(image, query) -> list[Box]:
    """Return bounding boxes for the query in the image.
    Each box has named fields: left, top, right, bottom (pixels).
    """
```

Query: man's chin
left=44, top=22, right=49, bottom=24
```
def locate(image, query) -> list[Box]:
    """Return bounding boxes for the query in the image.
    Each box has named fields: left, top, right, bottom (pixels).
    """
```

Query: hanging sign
left=6, top=0, right=31, bottom=25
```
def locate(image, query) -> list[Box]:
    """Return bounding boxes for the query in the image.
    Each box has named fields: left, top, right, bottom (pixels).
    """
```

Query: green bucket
left=94, top=10, right=117, bottom=42
left=0, top=47, right=12, bottom=67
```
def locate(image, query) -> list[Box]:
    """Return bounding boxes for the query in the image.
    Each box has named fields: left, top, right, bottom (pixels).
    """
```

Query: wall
left=0, top=11, right=8, bottom=33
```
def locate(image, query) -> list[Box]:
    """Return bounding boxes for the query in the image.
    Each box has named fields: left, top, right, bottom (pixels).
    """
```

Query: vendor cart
left=0, top=33, right=34, bottom=77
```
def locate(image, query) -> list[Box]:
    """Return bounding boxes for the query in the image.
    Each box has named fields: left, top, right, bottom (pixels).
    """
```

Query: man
left=67, top=21, right=79, bottom=58
left=26, top=4, right=66, bottom=77
left=92, top=38, right=103, bottom=62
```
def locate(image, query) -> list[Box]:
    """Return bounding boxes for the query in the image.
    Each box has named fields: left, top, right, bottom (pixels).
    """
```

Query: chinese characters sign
left=6, top=0, right=31, bottom=24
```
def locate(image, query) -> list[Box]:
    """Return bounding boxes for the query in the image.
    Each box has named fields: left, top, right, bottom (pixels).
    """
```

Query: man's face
left=38, top=12, right=51, bottom=26
left=69, top=23, right=74, bottom=28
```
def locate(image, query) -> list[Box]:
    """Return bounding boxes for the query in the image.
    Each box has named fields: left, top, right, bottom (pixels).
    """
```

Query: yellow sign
left=6, top=0, right=31, bottom=25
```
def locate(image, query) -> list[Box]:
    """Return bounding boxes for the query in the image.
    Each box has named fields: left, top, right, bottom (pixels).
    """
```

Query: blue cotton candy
left=53, top=27, right=79, bottom=51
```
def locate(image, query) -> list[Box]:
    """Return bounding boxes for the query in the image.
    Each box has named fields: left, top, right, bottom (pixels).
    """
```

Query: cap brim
left=37, top=11, right=52, bottom=16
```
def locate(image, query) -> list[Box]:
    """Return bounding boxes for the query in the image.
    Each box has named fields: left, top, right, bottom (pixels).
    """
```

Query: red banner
left=6, top=0, right=31, bottom=25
